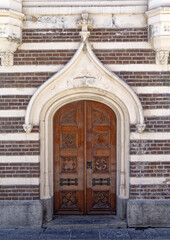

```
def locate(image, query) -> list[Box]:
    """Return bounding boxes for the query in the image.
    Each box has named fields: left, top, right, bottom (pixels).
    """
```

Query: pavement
left=1, top=216, right=170, bottom=240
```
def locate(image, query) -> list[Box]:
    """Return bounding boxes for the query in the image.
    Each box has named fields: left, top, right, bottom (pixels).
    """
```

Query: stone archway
left=23, top=13, right=145, bottom=221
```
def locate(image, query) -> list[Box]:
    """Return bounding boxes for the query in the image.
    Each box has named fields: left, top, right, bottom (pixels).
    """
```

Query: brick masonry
left=0, top=72, right=170, bottom=89
left=0, top=95, right=31, bottom=110
left=116, top=72, right=170, bottom=87
left=1, top=93, right=169, bottom=111
left=130, top=184, right=170, bottom=200
left=0, top=117, right=39, bottom=133
left=22, top=28, right=148, bottom=43
left=131, top=116, right=170, bottom=132
left=0, top=72, right=54, bottom=88
left=94, top=49, right=155, bottom=64
left=13, top=49, right=155, bottom=65
left=130, top=140, right=170, bottom=155
left=0, top=141, right=40, bottom=156
left=130, top=162, right=170, bottom=178
left=14, top=50, right=76, bottom=65
left=0, top=163, right=40, bottom=178
left=0, top=185, right=40, bottom=200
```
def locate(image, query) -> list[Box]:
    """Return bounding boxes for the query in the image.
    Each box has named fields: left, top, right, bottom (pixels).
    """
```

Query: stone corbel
left=146, top=7, right=170, bottom=65
left=136, top=123, right=146, bottom=133
left=23, top=124, right=33, bottom=134
left=0, top=52, right=14, bottom=66
left=156, top=50, right=169, bottom=65
left=77, top=12, right=93, bottom=42
left=0, top=9, right=25, bottom=66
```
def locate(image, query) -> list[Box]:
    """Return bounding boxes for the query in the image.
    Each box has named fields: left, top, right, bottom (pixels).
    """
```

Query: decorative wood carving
left=60, top=109, right=77, bottom=125
left=94, top=157, right=109, bottom=172
left=93, top=191, right=110, bottom=209
left=94, top=132, right=109, bottom=147
left=61, top=133, right=77, bottom=148
left=61, top=191, right=77, bottom=208
left=61, top=157, right=77, bottom=173
left=93, top=109, right=109, bottom=125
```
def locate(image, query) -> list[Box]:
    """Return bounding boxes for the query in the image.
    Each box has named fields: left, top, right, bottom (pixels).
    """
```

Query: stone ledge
left=0, top=200, right=42, bottom=228
left=127, top=199, right=170, bottom=227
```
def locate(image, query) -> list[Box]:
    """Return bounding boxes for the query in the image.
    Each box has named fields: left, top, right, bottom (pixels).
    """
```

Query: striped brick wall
left=1, top=25, right=170, bottom=201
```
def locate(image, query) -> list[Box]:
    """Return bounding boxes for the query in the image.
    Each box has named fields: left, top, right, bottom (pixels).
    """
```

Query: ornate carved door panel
left=86, top=101, right=116, bottom=214
left=53, top=101, right=116, bottom=214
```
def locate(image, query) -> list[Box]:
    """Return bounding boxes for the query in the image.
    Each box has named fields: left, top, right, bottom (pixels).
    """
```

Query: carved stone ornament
left=136, top=123, right=146, bottom=134
left=77, top=12, right=93, bottom=41
left=156, top=51, right=169, bottom=65
left=0, top=52, right=13, bottom=66
left=23, top=124, right=33, bottom=133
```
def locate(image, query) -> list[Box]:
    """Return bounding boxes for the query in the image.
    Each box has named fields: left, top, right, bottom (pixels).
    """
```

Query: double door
left=53, top=101, right=116, bottom=214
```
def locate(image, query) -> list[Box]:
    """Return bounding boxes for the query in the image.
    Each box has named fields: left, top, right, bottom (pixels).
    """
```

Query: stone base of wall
left=127, top=200, right=170, bottom=227
left=0, top=200, right=42, bottom=228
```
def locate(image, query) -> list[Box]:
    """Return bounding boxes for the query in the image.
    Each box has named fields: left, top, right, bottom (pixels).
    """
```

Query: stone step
left=43, top=216, right=127, bottom=229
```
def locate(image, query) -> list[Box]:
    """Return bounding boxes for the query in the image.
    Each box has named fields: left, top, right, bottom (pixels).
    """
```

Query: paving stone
left=128, top=228, right=160, bottom=240
left=40, top=228, right=71, bottom=240
left=70, top=228, right=99, bottom=240
left=99, top=229, right=131, bottom=240
left=155, top=228, right=170, bottom=239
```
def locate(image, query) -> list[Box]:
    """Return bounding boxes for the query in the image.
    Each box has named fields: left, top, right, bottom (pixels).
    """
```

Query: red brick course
left=0, top=163, right=40, bottom=178
left=0, top=72, right=170, bottom=88
left=130, top=140, right=170, bottom=155
left=22, top=28, right=148, bottom=43
left=14, top=50, right=76, bottom=65
left=116, top=72, right=170, bottom=87
left=13, top=49, right=155, bottom=65
left=0, top=95, right=31, bottom=110
left=94, top=49, right=155, bottom=64
left=130, top=162, right=170, bottom=178
left=0, top=141, right=40, bottom=156
left=138, top=94, right=170, bottom=109
left=0, top=185, right=40, bottom=200
left=0, top=72, right=53, bottom=88
left=130, top=184, right=170, bottom=199
left=0, top=117, right=39, bottom=133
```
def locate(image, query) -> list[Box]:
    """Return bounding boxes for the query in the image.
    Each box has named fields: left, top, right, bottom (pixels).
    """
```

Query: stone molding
left=0, top=9, right=25, bottom=66
left=23, top=12, right=145, bottom=129
left=146, top=7, right=170, bottom=65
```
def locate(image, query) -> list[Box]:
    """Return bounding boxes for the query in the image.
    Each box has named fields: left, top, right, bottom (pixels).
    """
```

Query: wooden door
left=53, top=101, right=116, bottom=214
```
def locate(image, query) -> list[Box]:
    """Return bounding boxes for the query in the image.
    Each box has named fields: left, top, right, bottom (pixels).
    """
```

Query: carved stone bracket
left=0, top=52, right=13, bottom=66
left=146, top=7, right=170, bottom=65
left=77, top=12, right=93, bottom=42
left=23, top=124, right=33, bottom=134
left=156, top=50, right=169, bottom=65
left=0, top=9, right=24, bottom=66
left=136, top=123, right=146, bottom=134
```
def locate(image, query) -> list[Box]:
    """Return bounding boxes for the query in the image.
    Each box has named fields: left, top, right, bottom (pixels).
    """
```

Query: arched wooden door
left=53, top=101, right=116, bottom=214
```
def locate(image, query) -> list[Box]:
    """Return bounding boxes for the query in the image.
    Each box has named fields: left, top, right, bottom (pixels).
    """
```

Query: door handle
left=87, top=161, right=92, bottom=169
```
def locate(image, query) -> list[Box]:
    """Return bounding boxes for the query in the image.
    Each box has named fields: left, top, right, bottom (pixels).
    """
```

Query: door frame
left=39, top=90, right=130, bottom=221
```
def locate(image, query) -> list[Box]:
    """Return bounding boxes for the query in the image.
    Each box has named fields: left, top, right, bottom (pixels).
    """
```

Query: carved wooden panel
left=60, top=109, right=77, bottom=125
left=61, top=133, right=77, bottom=149
left=94, top=157, right=109, bottom=172
left=92, top=191, right=110, bottom=209
left=93, top=109, right=109, bottom=125
left=61, top=157, right=77, bottom=173
left=60, top=191, right=77, bottom=208
left=94, top=132, right=109, bottom=147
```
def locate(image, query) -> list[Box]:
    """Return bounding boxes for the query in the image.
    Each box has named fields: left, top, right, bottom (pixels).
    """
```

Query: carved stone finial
left=23, top=124, right=33, bottom=133
left=156, top=50, right=169, bottom=65
left=77, top=11, right=93, bottom=42
left=0, top=52, right=13, bottom=66
left=136, top=123, right=146, bottom=134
